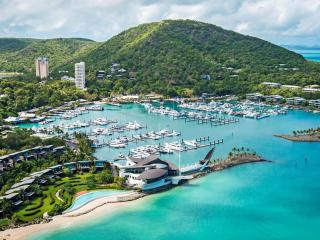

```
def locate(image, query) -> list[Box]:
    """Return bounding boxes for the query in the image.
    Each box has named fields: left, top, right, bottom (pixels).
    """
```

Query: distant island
left=275, top=127, right=320, bottom=142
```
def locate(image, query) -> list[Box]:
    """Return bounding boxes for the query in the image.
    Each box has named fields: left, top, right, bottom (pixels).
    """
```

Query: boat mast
left=179, top=150, right=181, bottom=176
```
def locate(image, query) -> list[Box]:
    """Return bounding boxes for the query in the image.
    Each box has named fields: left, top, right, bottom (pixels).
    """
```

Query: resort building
left=61, top=75, right=75, bottom=82
left=75, top=62, right=86, bottom=89
left=264, top=95, right=284, bottom=102
left=281, top=85, right=301, bottom=90
left=302, top=88, right=320, bottom=93
left=0, top=145, right=65, bottom=172
left=246, top=93, right=264, bottom=101
left=309, top=99, right=320, bottom=108
left=35, top=57, right=49, bottom=79
left=119, top=155, right=179, bottom=191
left=96, top=70, right=105, bottom=80
left=261, top=82, right=281, bottom=88
left=286, top=97, right=306, bottom=105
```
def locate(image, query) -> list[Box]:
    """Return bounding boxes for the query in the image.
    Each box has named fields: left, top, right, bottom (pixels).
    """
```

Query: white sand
left=0, top=192, right=145, bottom=240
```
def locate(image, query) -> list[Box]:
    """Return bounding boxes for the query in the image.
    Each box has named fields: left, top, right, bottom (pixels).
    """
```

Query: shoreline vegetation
left=0, top=150, right=268, bottom=240
left=275, top=127, right=320, bottom=142
left=0, top=130, right=126, bottom=231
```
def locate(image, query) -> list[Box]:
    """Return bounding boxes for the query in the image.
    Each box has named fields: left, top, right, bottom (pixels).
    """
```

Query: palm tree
left=0, top=198, right=11, bottom=218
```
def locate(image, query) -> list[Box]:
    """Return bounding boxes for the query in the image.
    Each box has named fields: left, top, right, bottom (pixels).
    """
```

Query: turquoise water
left=66, top=190, right=127, bottom=212
left=25, top=104, right=320, bottom=240
left=289, top=48, right=320, bottom=62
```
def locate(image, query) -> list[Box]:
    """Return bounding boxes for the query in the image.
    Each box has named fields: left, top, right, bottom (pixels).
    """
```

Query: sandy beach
left=0, top=192, right=146, bottom=240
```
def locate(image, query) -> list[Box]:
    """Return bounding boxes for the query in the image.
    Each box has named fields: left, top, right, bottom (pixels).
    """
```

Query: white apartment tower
left=35, top=57, right=49, bottom=79
left=75, top=62, right=86, bottom=89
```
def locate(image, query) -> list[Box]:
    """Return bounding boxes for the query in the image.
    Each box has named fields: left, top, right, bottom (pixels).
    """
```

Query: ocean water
left=26, top=104, right=320, bottom=240
left=289, top=47, right=320, bottom=62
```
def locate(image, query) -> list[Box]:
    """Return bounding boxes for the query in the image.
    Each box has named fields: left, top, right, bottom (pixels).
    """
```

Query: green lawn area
left=0, top=218, right=10, bottom=229
left=15, top=173, right=121, bottom=222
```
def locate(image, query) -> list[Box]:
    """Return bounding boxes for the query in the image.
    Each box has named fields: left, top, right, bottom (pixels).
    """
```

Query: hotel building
left=75, top=62, right=86, bottom=89
left=35, top=57, right=49, bottom=79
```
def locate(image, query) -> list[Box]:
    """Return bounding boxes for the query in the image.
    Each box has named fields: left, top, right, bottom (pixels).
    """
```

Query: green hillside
left=0, top=38, right=100, bottom=73
left=0, top=38, right=40, bottom=53
left=79, top=20, right=320, bottom=95
left=0, top=20, right=319, bottom=96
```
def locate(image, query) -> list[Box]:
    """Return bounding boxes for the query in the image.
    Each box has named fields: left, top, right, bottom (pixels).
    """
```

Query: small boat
left=114, top=153, right=126, bottom=161
left=183, top=140, right=199, bottom=147
left=109, top=140, right=126, bottom=148
left=159, top=147, right=174, bottom=154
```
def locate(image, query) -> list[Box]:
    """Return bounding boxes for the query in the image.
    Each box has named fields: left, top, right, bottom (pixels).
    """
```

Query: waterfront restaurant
left=120, top=155, right=179, bottom=191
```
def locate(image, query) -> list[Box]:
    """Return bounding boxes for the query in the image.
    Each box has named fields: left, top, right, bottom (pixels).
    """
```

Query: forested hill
left=0, top=20, right=319, bottom=96
left=0, top=38, right=99, bottom=73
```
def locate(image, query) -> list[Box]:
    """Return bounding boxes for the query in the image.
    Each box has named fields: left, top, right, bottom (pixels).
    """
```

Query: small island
left=275, top=127, right=320, bottom=142
left=209, top=147, right=268, bottom=171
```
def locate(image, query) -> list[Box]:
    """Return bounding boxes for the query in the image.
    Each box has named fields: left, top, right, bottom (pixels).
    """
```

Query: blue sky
left=0, top=0, right=320, bottom=46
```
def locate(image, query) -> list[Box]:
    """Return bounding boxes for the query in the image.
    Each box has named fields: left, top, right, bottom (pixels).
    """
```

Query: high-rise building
left=75, top=62, right=86, bottom=89
left=35, top=57, right=49, bottom=79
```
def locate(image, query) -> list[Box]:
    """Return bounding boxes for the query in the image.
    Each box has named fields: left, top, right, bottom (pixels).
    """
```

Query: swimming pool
left=66, top=190, right=127, bottom=212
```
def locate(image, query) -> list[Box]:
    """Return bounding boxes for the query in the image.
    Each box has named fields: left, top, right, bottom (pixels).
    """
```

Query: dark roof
left=127, top=155, right=178, bottom=171
left=138, top=169, right=167, bottom=181
left=164, top=160, right=179, bottom=171
left=30, top=169, right=52, bottom=177
left=64, top=162, right=76, bottom=165
left=128, top=155, right=160, bottom=164
left=0, top=192, right=19, bottom=200
left=53, top=146, right=65, bottom=150
left=11, top=178, right=35, bottom=188
left=6, top=185, right=31, bottom=195
left=49, top=165, right=63, bottom=169
left=0, top=155, right=10, bottom=161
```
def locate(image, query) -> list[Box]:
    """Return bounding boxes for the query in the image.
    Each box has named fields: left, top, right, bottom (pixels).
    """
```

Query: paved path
left=56, top=189, right=65, bottom=202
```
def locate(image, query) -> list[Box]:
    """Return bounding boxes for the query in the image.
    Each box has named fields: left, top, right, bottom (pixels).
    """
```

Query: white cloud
left=0, top=0, right=319, bottom=45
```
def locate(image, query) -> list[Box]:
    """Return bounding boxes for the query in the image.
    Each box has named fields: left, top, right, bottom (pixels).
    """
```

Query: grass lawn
left=15, top=173, right=121, bottom=222
left=0, top=218, right=10, bottom=229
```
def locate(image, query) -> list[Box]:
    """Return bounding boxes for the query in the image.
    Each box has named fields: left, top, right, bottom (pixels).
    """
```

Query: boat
left=92, top=117, right=110, bottom=125
left=114, top=153, right=126, bottom=161
left=165, top=142, right=185, bottom=151
left=183, top=140, right=199, bottom=147
left=159, top=147, right=174, bottom=154
left=109, top=140, right=126, bottom=148
left=87, top=105, right=104, bottom=111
